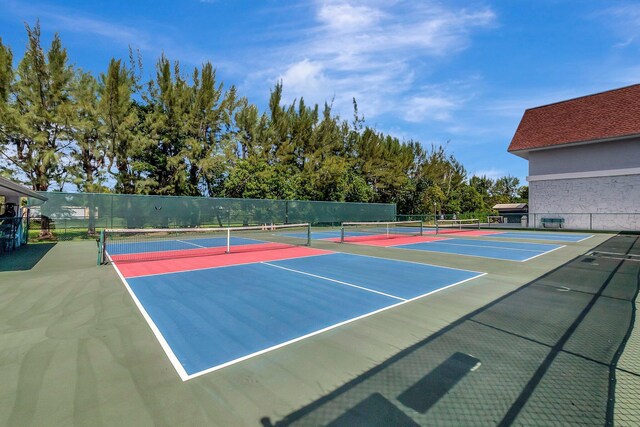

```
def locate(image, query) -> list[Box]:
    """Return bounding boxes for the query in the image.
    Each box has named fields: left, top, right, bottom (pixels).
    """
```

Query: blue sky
left=1, top=0, right=639, bottom=185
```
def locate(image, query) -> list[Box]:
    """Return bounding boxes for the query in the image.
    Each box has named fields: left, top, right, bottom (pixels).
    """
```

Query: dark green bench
left=541, top=217, right=564, bottom=228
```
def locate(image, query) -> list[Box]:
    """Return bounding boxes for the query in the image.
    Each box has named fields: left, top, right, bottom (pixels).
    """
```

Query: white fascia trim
left=527, top=167, right=640, bottom=182
left=510, top=133, right=640, bottom=157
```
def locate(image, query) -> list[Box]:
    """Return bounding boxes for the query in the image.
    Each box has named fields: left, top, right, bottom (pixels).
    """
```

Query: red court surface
left=338, top=235, right=448, bottom=247
left=114, top=246, right=333, bottom=278
left=110, top=241, right=301, bottom=263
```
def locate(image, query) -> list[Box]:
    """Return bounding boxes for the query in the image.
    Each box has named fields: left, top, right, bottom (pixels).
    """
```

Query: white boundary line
left=110, top=261, right=190, bottom=381
left=407, top=240, right=556, bottom=253
left=337, top=250, right=485, bottom=275
left=487, top=232, right=594, bottom=243
left=184, top=271, right=487, bottom=380
left=383, top=244, right=528, bottom=262
left=520, top=244, right=567, bottom=262
left=108, top=250, right=487, bottom=381
left=262, top=262, right=406, bottom=301
left=380, top=242, right=564, bottom=263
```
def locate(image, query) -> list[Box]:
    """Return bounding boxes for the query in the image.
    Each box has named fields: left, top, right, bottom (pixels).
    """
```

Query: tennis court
left=328, top=222, right=565, bottom=261
left=105, top=227, right=485, bottom=380
left=485, top=231, right=593, bottom=242
left=389, top=238, right=564, bottom=262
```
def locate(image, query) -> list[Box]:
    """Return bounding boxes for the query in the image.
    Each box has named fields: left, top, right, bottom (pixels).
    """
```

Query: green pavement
left=0, top=231, right=638, bottom=426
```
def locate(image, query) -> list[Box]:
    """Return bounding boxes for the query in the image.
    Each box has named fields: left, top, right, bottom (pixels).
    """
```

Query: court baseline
left=114, top=251, right=485, bottom=380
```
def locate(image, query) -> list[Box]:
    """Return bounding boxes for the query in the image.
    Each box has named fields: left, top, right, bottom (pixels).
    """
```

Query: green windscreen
left=27, top=192, right=396, bottom=240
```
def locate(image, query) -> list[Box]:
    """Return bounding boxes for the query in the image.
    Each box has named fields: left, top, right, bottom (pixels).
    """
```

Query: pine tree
left=0, top=23, right=74, bottom=191
left=70, top=71, right=108, bottom=234
left=99, top=58, right=139, bottom=193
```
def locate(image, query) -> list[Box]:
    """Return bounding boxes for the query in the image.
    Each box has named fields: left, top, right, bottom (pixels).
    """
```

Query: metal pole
left=433, top=202, right=436, bottom=227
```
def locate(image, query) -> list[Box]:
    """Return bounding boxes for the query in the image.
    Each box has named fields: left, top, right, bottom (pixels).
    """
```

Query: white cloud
left=598, top=4, right=640, bottom=48
left=317, top=3, right=384, bottom=33
left=471, top=168, right=507, bottom=180
left=403, top=95, right=457, bottom=122
left=279, top=59, right=328, bottom=101
left=244, top=1, right=496, bottom=122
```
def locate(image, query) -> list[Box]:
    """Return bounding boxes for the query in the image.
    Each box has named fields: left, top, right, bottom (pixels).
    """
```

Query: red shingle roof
left=508, top=84, right=640, bottom=152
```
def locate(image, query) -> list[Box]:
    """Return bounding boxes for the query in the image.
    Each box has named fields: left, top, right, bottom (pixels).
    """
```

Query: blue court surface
left=488, top=231, right=593, bottom=242
left=393, top=238, right=563, bottom=261
left=121, top=252, right=484, bottom=380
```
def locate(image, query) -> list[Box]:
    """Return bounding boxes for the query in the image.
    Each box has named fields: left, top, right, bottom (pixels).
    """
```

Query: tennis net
left=99, top=223, right=311, bottom=264
left=340, top=220, right=423, bottom=243
left=435, top=219, right=480, bottom=234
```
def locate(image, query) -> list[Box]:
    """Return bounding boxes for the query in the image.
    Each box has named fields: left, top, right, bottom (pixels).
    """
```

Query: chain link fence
left=27, top=192, right=396, bottom=241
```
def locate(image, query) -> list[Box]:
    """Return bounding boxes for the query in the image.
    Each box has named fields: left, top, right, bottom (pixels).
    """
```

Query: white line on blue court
left=111, top=252, right=488, bottom=381
left=385, top=245, right=529, bottom=262
left=519, top=244, right=566, bottom=262
left=262, top=262, right=406, bottom=301
left=176, top=239, right=206, bottom=248
left=184, top=270, right=487, bottom=381
left=408, top=240, right=549, bottom=253
left=110, top=260, right=190, bottom=381
left=337, top=251, right=486, bottom=275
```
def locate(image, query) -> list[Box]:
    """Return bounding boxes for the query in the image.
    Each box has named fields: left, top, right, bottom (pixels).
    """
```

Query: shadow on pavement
left=0, top=243, right=57, bottom=272
left=261, top=234, right=640, bottom=426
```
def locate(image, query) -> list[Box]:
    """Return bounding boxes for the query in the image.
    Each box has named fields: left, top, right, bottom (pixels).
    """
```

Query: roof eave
left=0, top=177, right=48, bottom=201
left=508, top=132, right=640, bottom=157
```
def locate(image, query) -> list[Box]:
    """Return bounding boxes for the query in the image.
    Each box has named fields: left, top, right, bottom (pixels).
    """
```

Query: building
left=508, top=84, right=640, bottom=231
left=492, top=203, right=528, bottom=224
left=0, top=177, right=47, bottom=254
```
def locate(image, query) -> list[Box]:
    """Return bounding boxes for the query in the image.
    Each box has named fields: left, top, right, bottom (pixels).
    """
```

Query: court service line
left=341, top=251, right=485, bottom=275
left=385, top=245, right=530, bottom=262
left=176, top=239, right=207, bottom=248
left=262, top=262, right=406, bottom=301
left=397, top=239, right=556, bottom=253
left=185, top=271, right=487, bottom=380
left=109, top=261, right=190, bottom=381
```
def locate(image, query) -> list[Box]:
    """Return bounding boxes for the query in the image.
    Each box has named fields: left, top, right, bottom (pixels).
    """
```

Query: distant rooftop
left=493, top=203, right=528, bottom=210
left=508, top=84, right=640, bottom=153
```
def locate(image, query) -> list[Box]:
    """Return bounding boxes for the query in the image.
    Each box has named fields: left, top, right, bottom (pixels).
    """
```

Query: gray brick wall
left=529, top=174, right=640, bottom=230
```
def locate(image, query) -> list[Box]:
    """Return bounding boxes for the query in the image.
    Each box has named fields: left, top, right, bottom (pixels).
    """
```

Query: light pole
left=433, top=202, right=437, bottom=224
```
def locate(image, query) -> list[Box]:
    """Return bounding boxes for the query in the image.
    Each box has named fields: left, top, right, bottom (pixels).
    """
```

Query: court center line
left=261, top=262, right=406, bottom=301
left=184, top=270, right=487, bottom=380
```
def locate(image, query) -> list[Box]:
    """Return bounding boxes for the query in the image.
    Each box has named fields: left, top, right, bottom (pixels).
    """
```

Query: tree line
left=0, top=23, right=527, bottom=216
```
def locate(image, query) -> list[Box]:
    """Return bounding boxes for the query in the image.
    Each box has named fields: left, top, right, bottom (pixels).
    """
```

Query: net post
left=226, top=228, right=231, bottom=253
left=306, top=223, right=311, bottom=246
left=340, top=224, right=345, bottom=243
left=97, top=229, right=104, bottom=265
left=419, top=220, right=424, bottom=236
